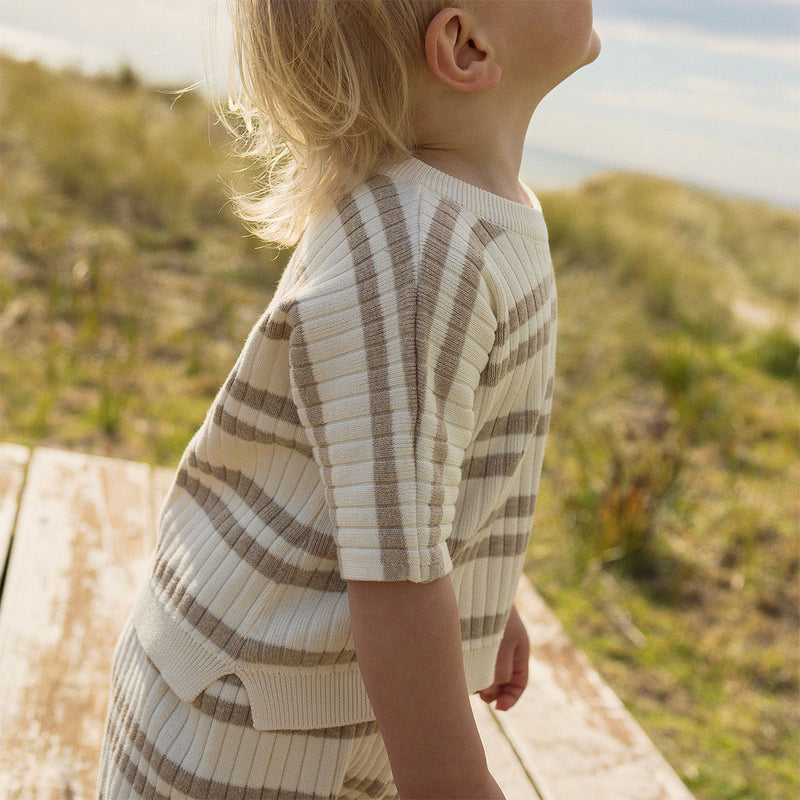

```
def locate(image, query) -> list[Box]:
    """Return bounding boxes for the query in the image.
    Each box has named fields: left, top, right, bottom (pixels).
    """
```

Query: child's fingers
left=478, top=684, right=500, bottom=703
left=491, top=650, right=529, bottom=711
left=478, top=648, right=517, bottom=705
left=479, top=604, right=530, bottom=708
left=494, top=684, right=525, bottom=711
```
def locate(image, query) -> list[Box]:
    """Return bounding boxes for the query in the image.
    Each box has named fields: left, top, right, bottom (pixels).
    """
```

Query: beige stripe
left=153, top=555, right=355, bottom=665
left=107, top=679, right=355, bottom=799
left=258, top=314, right=292, bottom=341
left=497, top=493, right=538, bottom=519
left=431, top=218, right=501, bottom=403
left=225, top=376, right=302, bottom=426
left=191, top=674, right=382, bottom=738
left=462, top=449, right=525, bottom=480
left=287, top=319, right=328, bottom=440
left=212, top=404, right=313, bottom=457
left=493, top=271, right=556, bottom=347
left=474, top=409, right=540, bottom=442
left=178, top=452, right=338, bottom=560
left=342, top=775, right=397, bottom=799
left=192, top=674, right=254, bottom=727
left=339, top=178, right=414, bottom=580
left=536, top=412, right=551, bottom=437
left=462, top=609, right=510, bottom=641
left=286, top=257, right=332, bottom=515
left=451, top=525, right=530, bottom=571
left=417, top=200, right=461, bottom=551
left=480, top=305, right=556, bottom=387
left=367, top=175, right=418, bottom=422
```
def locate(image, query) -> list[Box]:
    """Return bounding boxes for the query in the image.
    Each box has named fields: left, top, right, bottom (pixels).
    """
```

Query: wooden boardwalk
left=0, top=443, right=694, bottom=800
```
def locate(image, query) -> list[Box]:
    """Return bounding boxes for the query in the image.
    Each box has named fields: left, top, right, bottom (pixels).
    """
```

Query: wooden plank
left=151, top=465, right=176, bottom=524
left=0, top=447, right=156, bottom=800
left=0, top=443, right=694, bottom=799
left=499, top=577, right=695, bottom=800
left=471, top=694, right=541, bottom=799
left=0, top=443, right=30, bottom=581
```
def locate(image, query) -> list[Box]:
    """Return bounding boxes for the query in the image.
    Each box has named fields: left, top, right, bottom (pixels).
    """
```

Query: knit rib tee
left=131, top=157, right=557, bottom=730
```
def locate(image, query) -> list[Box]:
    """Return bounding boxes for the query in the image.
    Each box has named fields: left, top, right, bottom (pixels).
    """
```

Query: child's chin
left=584, top=30, right=602, bottom=65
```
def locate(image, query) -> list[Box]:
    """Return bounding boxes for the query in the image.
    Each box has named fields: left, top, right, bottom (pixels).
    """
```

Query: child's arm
left=347, top=576, right=505, bottom=800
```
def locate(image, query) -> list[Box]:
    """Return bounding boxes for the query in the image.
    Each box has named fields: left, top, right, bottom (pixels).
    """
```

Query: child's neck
left=414, top=141, right=532, bottom=208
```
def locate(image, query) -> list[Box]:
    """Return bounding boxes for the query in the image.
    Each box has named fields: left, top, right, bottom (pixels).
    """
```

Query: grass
left=0, top=56, right=289, bottom=463
left=1, top=56, right=798, bottom=800
left=531, top=175, right=799, bottom=799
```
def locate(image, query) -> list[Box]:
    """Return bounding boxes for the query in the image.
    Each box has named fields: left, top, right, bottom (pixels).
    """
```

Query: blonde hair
left=226, top=0, right=455, bottom=246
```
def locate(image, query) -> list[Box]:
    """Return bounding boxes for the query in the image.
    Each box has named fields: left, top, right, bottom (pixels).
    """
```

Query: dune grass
left=0, top=57, right=288, bottom=463
left=1, top=56, right=798, bottom=800
left=530, top=175, right=798, bottom=799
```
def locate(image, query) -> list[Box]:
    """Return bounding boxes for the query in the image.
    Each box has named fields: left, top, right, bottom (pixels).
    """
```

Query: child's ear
left=424, top=7, right=501, bottom=93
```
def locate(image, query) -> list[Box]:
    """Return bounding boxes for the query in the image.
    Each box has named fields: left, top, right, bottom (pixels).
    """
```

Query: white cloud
left=0, top=23, right=116, bottom=73
left=527, top=108, right=800, bottom=207
left=589, top=87, right=800, bottom=132
left=598, top=19, right=800, bottom=66
left=684, top=76, right=738, bottom=95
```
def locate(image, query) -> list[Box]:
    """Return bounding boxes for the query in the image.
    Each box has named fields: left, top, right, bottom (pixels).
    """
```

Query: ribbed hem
left=463, top=634, right=504, bottom=696
left=132, top=581, right=234, bottom=703
left=385, top=157, right=549, bottom=243
left=238, top=663, right=375, bottom=730
left=132, top=579, right=503, bottom=731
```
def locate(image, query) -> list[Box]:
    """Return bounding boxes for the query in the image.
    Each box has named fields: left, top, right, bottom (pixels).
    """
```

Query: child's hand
left=478, top=604, right=529, bottom=711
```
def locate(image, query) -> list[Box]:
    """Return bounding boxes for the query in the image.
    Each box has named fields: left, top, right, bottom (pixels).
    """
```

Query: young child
left=97, top=1, right=600, bottom=798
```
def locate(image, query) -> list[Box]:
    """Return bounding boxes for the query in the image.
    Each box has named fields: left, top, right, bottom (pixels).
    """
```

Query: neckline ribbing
left=384, top=157, right=549, bottom=243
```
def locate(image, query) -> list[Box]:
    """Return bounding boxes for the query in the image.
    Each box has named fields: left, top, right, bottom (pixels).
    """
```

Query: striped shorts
left=97, top=621, right=398, bottom=800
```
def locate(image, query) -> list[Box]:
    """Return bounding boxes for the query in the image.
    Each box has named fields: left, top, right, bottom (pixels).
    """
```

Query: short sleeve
left=287, top=198, right=496, bottom=583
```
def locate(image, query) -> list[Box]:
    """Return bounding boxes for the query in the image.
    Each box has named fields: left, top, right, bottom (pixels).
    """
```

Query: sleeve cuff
left=337, top=540, right=453, bottom=583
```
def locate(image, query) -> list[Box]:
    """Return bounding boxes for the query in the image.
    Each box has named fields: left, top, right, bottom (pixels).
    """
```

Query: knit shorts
left=97, top=621, right=398, bottom=800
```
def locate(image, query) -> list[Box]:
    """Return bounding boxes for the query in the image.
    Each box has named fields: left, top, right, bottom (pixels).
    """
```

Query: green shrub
left=744, top=328, right=800, bottom=381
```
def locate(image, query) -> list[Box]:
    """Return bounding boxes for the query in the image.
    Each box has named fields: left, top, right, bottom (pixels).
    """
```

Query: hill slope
left=1, top=57, right=798, bottom=800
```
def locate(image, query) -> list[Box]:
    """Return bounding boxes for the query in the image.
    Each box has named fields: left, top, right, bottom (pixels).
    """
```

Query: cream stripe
left=474, top=409, right=540, bottom=442
left=493, top=270, right=556, bottom=347
left=340, top=179, right=412, bottom=580
left=480, top=308, right=556, bottom=387
left=225, top=375, right=302, bottom=426
left=107, top=679, right=349, bottom=799
left=451, top=526, right=530, bottom=572
left=212, top=404, right=313, bottom=457
left=258, top=313, right=292, bottom=341
left=152, top=557, right=354, bottom=665
left=191, top=675, right=383, bottom=737
left=462, top=449, right=525, bottom=480
left=182, top=451, right=336, bottom=559
left=462, top=609, right=509, bottom=641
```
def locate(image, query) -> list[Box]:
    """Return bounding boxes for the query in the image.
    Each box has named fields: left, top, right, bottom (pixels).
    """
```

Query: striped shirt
left=132, top=157, right=557, bottom=730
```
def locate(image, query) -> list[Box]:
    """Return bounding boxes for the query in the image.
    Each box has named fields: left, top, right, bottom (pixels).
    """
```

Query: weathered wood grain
left=0, top=448, right=157, bottom=800
left=0, top=444, right=693, bottom=800
left=470, top=694, right=541, bottom=799
left=501, top=577, right=695, bottom=800
left=0, top=443, right=30, bottom=580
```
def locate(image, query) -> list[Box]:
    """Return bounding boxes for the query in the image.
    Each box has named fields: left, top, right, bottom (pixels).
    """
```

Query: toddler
left=97, top=1, right=600, bottom=798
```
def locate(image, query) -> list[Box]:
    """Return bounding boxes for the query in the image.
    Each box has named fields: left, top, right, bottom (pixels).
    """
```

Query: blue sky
left=1, top=1, right=798, bottom=207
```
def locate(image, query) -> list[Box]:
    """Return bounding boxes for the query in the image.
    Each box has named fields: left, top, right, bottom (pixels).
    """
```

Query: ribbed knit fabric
left=130, top=157, right=557, bottom=730
left=98, top=621, right=398, bottom=799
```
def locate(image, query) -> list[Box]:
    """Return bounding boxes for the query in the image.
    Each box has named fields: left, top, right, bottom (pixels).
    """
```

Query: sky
left=1, top=0, right=798, bottom=208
